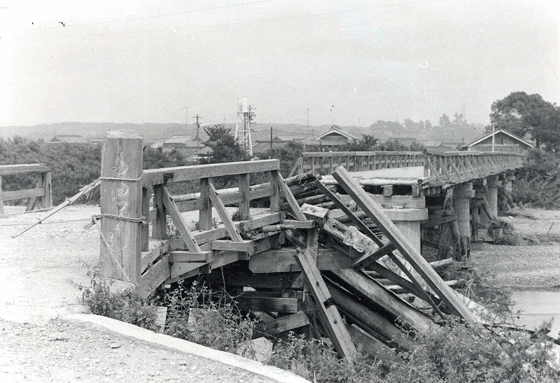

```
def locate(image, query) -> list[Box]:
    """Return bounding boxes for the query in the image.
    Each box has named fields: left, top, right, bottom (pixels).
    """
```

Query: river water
left=511, top=290, right=560, bottom=338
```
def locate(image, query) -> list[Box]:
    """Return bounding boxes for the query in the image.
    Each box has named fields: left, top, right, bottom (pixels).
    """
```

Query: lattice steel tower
left=234, top=96, right=255, bottom=157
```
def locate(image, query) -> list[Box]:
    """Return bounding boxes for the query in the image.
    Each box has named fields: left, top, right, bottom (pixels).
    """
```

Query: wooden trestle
left=99, top=132, right=523, bottom=363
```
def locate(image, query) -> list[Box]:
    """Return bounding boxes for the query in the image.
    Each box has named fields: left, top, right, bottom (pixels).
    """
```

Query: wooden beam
left=295, top=249, right=357, bottom=360
left=235, top=296, right=300, bottom=314
left=332, top=166, right=477, bottom=325
left=346, top=324, right=396, bottom=366
left=139, top=255, right=170, bottom=298
left=0, top=163, right=50, bottom=176
left=275, top=171, right=306, bottom=221
left=211, top=240, right=255, bottom=254
left=169, top=250, right=214, bottom=263
left=162, top=186, right=201, bottom=252
left=142, top=159, right=280, bottom=186
left=253, top=312, right=310, bottom=337
left=330, top=268, right=436, bottom=333
left=208, top=180, right=243, bottom=242
left=352, top=242, right=396, bottom=269
left=238, top=173, right=251, bottom=220
left=327, top=282, right=415, bottom=351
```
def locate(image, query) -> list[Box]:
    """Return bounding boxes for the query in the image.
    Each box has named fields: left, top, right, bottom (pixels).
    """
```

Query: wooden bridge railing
left=289, top=151, right=425, bottom=176
left=100, top=132, right=305, bottom=296
left=291, top=150, right=525, bottom=186
left=0, top=164, right=52, bottom=214
left=424, top=151, right=524, bottom=185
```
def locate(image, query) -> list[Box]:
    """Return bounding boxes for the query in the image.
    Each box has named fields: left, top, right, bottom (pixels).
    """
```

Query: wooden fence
left=0, top=164, right=52, bottom=214
left=99, top=133, right=308, bottom=296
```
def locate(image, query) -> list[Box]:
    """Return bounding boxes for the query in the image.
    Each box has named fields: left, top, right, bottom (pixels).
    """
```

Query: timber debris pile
left=186, top=167, right=485, bottom=363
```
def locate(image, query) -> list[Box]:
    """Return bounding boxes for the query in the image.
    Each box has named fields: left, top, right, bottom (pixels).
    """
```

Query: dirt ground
left=0, top=205, right=282, bottom=383
left=471, top=208, right=560, bottom=289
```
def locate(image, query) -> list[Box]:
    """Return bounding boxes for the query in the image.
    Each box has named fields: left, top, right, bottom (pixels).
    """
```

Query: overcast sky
left=1, top=0, right=558, bottom=128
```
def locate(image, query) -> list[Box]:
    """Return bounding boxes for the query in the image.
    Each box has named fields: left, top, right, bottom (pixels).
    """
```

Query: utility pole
left=306, top=108, right=310, bottom=137
left=193, top=115, right=201, bottom=148
left=270, top=127, right=273, bottom=150
left=184, top=106, right=189, bottom=146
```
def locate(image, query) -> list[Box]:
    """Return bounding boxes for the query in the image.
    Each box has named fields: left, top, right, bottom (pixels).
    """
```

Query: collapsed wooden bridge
left=99, top=132, right=525, bottom=362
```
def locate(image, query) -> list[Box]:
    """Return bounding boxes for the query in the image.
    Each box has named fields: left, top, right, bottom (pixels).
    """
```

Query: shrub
left=383, top=319, right=560, bottom=383
left=268, top=332, right=382, bottom=383
left=156, top=281, right=256, bottom=353
left=76, top=265, right=159, bottom=331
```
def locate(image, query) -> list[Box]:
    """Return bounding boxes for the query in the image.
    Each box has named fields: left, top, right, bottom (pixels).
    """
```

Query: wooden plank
left=300, top=203, right=329, bottom=226
left=25, top=180, right=42, bottom=211
left=169, top=250, right=214, bottom=263
left=331, top=268, right=436, bottom=333
left=352, top=242, right=396, bottom=269
left=139, top=255, right=170, bottom=298
left=282, top=219, right=315, bottom=229
left=162, top=186, right=201, bottom=252
left=192, top=212, right=283, bottom=245
left=332, top=166, right=478, bottom=325
left=327, top=282, right=415, bottom=351
left=141, top=187, right=150, bottom=251
left=249, top=248, right=354, bottom=274
left=235, top=296, right=299, bottom=314
left=141, top=240, right=170, bottom=271
left=346, top=324, right=397, bottom=366
left=152, top=185, right=166, bottom=239
left=3, top=187, right=45, bottom=201
left=42, top=171, right=53, bottom=208
left=253, top=312, right=310, bottom=337
left=275, top=172, right=306, bottom=221
left=208, top=180, right=243, bottom=242
left=199, top=178, right=212, bottom=230
left=0, top=163, right=50, bottom=176
left=142, top=159, right=280, bottom=186
left=211, top=240, right=255, bottom=254
left=208, top=270, right=304, bottom=290
left=295, top=249, right=357, bottom=360
left=238, top=173, right=251, bottom=220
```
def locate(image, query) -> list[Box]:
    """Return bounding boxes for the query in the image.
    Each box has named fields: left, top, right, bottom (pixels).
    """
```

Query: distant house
left=461, top=129, right=534, bottom=153
left=167, top=146, right=212, bottom=164
left=303, top=126, right=358, bottom=148
left=47, top=135, right=89, bottom=145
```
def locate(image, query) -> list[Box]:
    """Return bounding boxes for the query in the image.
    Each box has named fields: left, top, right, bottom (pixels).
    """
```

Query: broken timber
left=332, top=166, right=478, bottom=325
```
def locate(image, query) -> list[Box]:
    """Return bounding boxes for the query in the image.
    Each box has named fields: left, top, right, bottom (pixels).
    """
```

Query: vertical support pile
left=100, top=132, right=144, bottom=284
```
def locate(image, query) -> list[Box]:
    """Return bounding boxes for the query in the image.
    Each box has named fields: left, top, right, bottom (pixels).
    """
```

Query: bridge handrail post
left=99, top=131, right=143, bottom=284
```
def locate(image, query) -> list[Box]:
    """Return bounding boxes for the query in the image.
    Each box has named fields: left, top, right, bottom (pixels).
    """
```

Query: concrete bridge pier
left=385, top=209, right=428, bottom=254
left=486, top=176, right=502, bottom=220
left=453, top=183, right=473, bottom=259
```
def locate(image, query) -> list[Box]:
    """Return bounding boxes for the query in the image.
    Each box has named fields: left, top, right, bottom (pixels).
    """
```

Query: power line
left=8, top=0, right=446, bottom=40
left=15, top=0, right=276, bottom=31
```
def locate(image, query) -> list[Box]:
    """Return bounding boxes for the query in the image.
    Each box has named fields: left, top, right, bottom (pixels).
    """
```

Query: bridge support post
left=486, top=176, right=502, bottom=221
left=385, top=209, right=428, bottom=254
left=100, top=132, right=144, bottom=285
left=453, top=183, right=473, bottom=259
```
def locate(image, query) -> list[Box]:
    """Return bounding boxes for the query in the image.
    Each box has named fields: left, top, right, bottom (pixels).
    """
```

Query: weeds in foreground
left=156, top=281, right=256, bottom=353
left=76, top=265, right=159, bottom=331
left=383, top=319, right=560, bottom=383
left=268, top=332, right=382, bottom=383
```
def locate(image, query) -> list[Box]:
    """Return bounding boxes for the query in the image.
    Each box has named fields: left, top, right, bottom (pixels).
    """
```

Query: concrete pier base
left=453, top=183, right=473, bottom=259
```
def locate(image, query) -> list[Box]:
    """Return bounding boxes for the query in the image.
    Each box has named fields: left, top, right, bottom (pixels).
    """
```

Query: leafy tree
left=202, top=125, right=249, bottom=164
left=490, top=91, right=560, bottom=151
left=439, top=114, right=451, bottom=128
left=267, top=140, right=303, bottom=177
left=339, top=134, right=379, bottom=151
